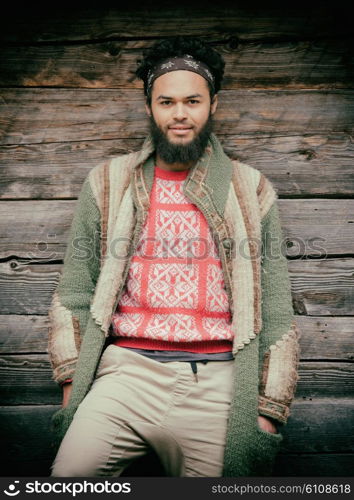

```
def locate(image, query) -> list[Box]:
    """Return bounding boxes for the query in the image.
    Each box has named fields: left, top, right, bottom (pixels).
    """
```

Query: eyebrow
left=156, top=94, right=203, bottom=101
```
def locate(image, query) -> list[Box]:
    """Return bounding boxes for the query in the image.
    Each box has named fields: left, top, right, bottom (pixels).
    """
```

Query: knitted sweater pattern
left=112, top=165, right=233, bottom=350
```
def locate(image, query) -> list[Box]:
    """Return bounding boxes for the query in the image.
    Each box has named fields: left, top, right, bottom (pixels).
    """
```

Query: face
left=146, top=70, right=218, bottom=164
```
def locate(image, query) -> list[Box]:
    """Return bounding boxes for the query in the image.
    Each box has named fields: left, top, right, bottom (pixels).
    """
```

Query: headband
left=146, top=54, right=215, bottom=96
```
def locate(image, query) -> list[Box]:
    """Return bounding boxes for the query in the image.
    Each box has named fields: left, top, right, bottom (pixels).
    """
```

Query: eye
left=161, top=100, right=172, bottom=106
left=189, top=99, right=200, bottom=104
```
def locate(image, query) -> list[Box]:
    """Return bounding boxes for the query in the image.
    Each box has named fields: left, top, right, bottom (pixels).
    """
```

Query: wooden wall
left=0, top=3, right=353, bottom=476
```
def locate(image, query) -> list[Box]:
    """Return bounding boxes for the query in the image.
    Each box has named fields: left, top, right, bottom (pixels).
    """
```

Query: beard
left=149, top=112, right=213, bottom=165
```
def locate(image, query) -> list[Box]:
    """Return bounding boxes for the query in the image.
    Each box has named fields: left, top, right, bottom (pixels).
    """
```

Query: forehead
left=151, top=70, right=209, bottom=98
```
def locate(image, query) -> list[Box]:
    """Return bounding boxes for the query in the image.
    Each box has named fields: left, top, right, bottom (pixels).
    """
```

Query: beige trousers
left=51, top=344, right=236, bottom=477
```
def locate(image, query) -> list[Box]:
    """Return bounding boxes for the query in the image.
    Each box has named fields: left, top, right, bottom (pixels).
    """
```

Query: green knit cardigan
left=48, top=134, right=300, bottom=476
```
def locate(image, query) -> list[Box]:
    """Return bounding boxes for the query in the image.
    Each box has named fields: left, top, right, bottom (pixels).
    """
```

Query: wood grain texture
left=1, top=258, right=353, bottom=316
left=1, top=39, right=353, bottom=89
left=0, top=354, right=353, bottom=404
left=288, top=258, right=354, bottom=316
left=1, top=315, right=353, bottom=361
left=1, top=4, right=352, bottom=43
left=273, top=453, right=354, bottom=476
left=0, top=315, right=50, bottom=353
left=282, top=399, right=354, bottom=453
left=1, top=89, right=353, bottom=146
left=0, top=199, right=353, bottom=259
left=279, top=199, right=354, bottom=258
left=294, top=316, right=354, bottom=362
left=1, top=134, right=354, bottom=199
left=0, top=261, right=60, bottom=315
left=1, top=399, right=353, bottom=476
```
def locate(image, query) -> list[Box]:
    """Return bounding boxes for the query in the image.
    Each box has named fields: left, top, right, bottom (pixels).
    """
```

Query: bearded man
left=48, top=36, right=300, bottom=477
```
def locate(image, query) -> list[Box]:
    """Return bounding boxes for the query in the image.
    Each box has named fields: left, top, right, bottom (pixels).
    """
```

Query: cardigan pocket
left=51, top=406, right=74, bottom=451
left=253, top=426, right=283, bottom=476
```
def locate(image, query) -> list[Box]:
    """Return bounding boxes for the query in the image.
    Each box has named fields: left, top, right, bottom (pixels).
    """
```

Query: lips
left=168, top=125, right=193, bottom=136
left=169, top=128, right=192, bottom=137
left=169, top=126, right=192, bottom=130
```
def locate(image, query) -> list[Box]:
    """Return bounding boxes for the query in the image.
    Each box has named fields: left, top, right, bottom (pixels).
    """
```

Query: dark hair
left=135, top=36, right=225, bottom=105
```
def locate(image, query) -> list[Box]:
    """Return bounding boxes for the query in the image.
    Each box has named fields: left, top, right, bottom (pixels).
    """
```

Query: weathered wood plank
left=288, top=258, right=354, bottom=316
left=282, top=399, right=354, bottom=454
left=0, top=138, right=139, bottom=199
left=1, top=315, right=353, bottom=362
left=1, top=134, right=354, bottom=199
left=1, top=89, right=353, bottom=146
left=1, top=5, right=351, bottom=43
left=0, top=355, right=59, bottom=404
left=0, top=201, right=74, bottom=260
left=0, top=261, right=60, bottom=315
left=1, top=399, right=353, bottom=475
left=295, top=316, right=354, bottom=362
left=279, top=200, right=354, bottom=258
left=1, top=40, right=353, bottom=89
left=273, top=454, right=354, bottom=476
left=1, top=200, right=353, bottom=259
left=0, top=405, right=57, bottom=476
left=224, top=134, right=354, bottom=197
left=296, top=363, right=354, bottom=398
left=0, top=315, right=50, bottom=353
left=0, top=355, right=353, bottom=404
left=0, top=258, right=353, bottom=316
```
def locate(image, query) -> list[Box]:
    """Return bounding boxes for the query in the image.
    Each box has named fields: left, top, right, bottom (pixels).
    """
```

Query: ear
left=210, top=94, right=218, bottom=115
left=145, top=103, right=152, bottom=117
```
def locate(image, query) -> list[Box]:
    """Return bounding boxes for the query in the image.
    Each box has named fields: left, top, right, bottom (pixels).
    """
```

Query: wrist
left=60, top=378, right=73, bottom=387
left=258, top=415, right=278, bottom=434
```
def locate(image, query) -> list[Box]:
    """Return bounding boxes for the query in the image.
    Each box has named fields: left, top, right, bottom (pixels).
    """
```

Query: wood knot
left=107, top=43, right=121, bottom=57
left=228, top=36, right=240, bottom=50
left=299, top=149, right=316, bottom=161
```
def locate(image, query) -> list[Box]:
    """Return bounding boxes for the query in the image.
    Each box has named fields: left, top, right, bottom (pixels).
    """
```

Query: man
left=48, top=36, right=300, bottom=477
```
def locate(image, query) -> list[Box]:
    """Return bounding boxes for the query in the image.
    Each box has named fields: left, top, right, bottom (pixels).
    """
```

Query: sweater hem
left=112, top=336, right=233, bottom=353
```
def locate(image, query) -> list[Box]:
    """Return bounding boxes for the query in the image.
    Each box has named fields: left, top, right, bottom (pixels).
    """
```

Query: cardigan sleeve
left=48, top=175, right=101, bottom=385
left=257, top=176, right=301, bottom=425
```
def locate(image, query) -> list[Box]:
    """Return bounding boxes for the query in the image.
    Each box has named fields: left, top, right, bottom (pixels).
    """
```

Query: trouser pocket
left=95, top=344, right=122, bottom=379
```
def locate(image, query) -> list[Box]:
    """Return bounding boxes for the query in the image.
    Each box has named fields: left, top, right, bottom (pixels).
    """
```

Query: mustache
left=167, top=123, right=194, bottom=128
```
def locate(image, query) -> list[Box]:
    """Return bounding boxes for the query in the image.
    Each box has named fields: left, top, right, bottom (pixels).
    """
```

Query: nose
left=172, top=102, right=187, bottom=121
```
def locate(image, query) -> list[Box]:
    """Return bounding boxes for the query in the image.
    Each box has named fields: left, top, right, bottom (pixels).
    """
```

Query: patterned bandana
left=146, top=54, right=215, bottom=96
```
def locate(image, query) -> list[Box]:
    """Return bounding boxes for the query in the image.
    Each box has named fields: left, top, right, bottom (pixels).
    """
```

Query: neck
left=155, top=154, right=196, bottom=172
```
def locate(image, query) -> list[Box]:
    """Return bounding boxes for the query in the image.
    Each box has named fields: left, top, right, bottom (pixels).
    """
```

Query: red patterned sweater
left=111, top=165, right=233, bottom=353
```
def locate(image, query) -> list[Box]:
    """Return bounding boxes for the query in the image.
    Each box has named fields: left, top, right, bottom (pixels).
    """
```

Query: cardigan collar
left=132, top=132, right=234, bottom=219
